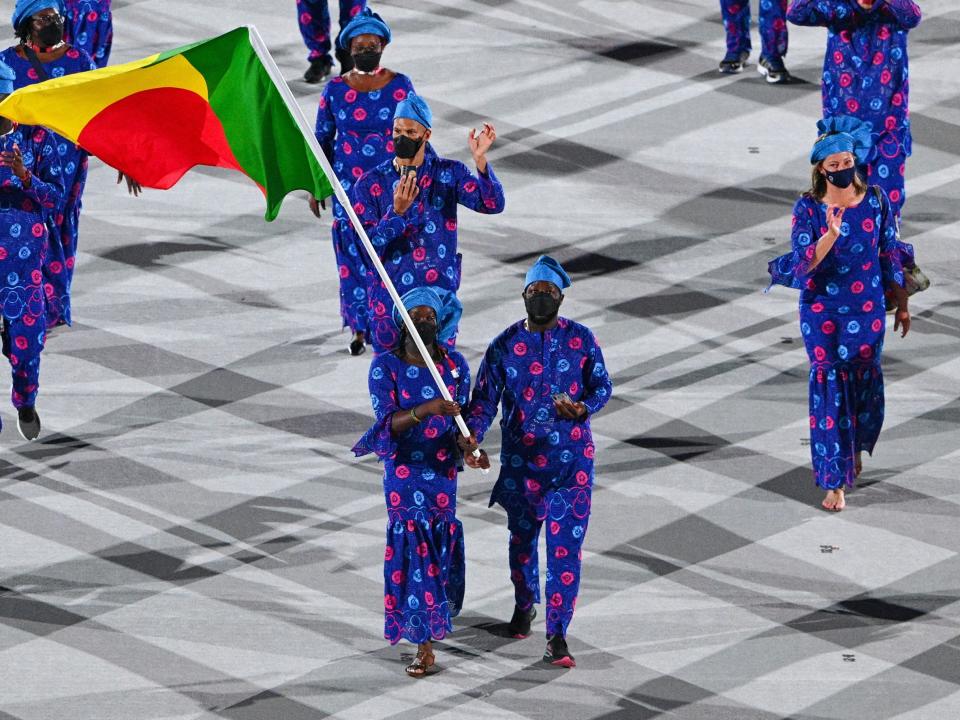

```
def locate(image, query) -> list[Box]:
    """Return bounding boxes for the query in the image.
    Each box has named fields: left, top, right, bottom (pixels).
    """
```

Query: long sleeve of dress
left=876, top=187, right=910, bottom=289
left=353, top=355, right=402, bottom=459
left=22, top=131, right=65, bottom=210
left=768, top=197, right=821, bottom=289
left=874, top=0, right=921, bottom=29
left=314, top=84, right=337, bottom=164
left=466, top=341, right=506, bottom=443
left=580, top=333, right=612, bottom=416
left=787, top=0, right=850, bottom=26
left=454, top=161, right=505, bottom=215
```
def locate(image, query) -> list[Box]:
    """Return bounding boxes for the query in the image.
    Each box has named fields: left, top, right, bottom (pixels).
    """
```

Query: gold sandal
left=405, top=647, right=435, bottom=678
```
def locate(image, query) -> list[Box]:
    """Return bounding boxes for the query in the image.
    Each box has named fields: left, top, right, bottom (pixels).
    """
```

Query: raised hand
left=468, top=122, right=496, bottom=172
left=393, top=170, right=419, bottom=215
left=825, top=205, right=845, bottom=239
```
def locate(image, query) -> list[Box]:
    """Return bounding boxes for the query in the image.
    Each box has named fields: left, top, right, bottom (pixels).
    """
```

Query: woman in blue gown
left=768, top=116, right=911, bottom=511
left=2, top=0, right=96, bottom=328
left=313, top=9, right=416, bottom=355
left=353, top=286, right=479, bottom=677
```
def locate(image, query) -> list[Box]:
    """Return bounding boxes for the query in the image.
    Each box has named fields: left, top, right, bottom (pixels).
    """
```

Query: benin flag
left=0, top=27, right=334, bottom=220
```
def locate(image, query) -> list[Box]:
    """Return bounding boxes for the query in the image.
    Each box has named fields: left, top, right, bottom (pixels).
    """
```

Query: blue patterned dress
left=787, top=0, right=921, bottom=217
left=296, top=0, right=366, bottom=63
left=353, top=349, right=470, bottom=645
left=350, top=145, right=506, bottom=353
left=0, top=125, right=64, bottom=416
left=768, top=187, right=909, bottom=489
left=721, top=0, right=789, bottom=63
left=64, top=0, right=112, bottom=68
left=467, top=317, right=611, bottom=637
left=0, top=45, right=96, bottom=327
left=315, top=72, right=416, bottom=335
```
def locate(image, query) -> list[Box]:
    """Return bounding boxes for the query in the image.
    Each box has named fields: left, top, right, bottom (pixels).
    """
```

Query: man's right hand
left=393, top=170, right=419, bottom=215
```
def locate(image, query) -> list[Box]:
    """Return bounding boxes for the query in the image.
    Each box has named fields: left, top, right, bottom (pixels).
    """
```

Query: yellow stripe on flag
left=0, top=53, right=209, bottom=143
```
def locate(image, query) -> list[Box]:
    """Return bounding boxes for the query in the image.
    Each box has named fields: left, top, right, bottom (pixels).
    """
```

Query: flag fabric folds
left=0, top=27, right=333, bottom=220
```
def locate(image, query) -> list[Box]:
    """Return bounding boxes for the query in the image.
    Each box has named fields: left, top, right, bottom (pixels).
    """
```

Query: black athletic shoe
left=304, top=57, right=333, bottom=84
left=0, top=319, right=8, bottom=359
left=758, top=55, right=792, bottom=84
left=543, top=633, right=575, bottom=668
left=719, top=50, right=749, bottom=74
left=349, top=337, right=366, bottom=356
left=16, top=406, right=40, bottom=442
left=507, top=605, right=537, bottom=639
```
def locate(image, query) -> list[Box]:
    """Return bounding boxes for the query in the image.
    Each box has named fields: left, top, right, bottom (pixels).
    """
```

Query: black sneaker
left=507, top=605, right=536, bottom=639
left=349, top=336, right=366, bottom=356
left=719, top=50, right=749, bottom=74
left=304, top=57, right=333, bottom=84
left=543, top=633, right=575, bottom=668
left=16, top=406, right=40, bottom=442
left=758, top=55, right=792, bottom=84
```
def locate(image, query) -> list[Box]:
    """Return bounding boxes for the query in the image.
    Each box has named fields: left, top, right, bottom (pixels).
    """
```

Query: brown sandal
left=405, top=647, right=435, bottom=678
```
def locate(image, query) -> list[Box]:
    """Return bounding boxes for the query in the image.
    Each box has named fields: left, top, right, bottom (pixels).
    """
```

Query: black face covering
left=36, top=22, right=64, bottom=48
left=394, top=134, right=424, bottom=160
left=825, top=166, right=856, bottom=189
left=0, top=117, right=12, bottom=136
left=413, top=321, right=438, bottom=346
left=352, top=50, right=381, bottom=73
left=524, top=294, right=561, bottom=325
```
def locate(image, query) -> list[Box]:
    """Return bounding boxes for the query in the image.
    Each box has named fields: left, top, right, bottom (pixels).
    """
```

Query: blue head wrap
left=525, top=255, right=571, bottom=292
left=810, top=114, right=875, bottom=166
left=393, top=287, right=462, bottom=345
left=0, top=59, right=15, bottom=95
left=338, top=8, right=391, bottom=49
left=394, top=94, right=432, bottom=130
left=12, top=0, right=64, bottom=31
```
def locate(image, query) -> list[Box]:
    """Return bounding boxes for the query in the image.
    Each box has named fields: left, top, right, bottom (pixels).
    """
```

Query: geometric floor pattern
left=0, top=0, right=959, bottom=717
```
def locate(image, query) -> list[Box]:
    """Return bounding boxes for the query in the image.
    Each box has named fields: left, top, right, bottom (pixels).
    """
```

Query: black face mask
left=0, top=117, right=12, bottom=136
left=394, top=134, right=424, bottom=160
left=524, top=294, right=561, bottom=325
left=36, top=22, right=64, bottom=48
left=413, top=321, right=438, bottom=346
left=352, top=50, right=381, bottom=73
left=825, top=166, right=856, bottom=189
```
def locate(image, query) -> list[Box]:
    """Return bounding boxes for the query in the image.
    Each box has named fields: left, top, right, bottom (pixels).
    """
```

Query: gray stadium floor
left=1, top=1, right=959, bottom=718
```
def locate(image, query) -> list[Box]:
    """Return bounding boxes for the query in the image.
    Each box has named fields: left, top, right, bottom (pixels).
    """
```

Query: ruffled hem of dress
left=383, top=517, right=465, bottom=644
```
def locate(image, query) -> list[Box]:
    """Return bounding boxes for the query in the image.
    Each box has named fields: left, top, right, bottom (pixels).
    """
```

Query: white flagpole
left=247, top=25, right=482, bottom=462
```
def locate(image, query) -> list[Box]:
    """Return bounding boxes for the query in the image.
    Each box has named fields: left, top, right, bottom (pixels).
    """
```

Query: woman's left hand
left=456, top=432, right=479, bottom=454
left=894, top=307, right=910, bottom=338
left=464, top=448, right=491, bottom=470
left=116, top=170, right=143, bottom=197
left=554, top=396, right=587, bottom=420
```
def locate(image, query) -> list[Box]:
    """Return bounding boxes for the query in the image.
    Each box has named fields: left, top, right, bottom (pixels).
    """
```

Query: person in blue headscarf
left=2, top=0, right=138, bottom=329
left=349, top=93, right=505, bottom=353
left=296, top=0, right=367, bottom=82
left=0, top=57, right=65, bottom=440
left=311, top=8, right=417, bottom=355
left=767, top=117, right=912, bottom=511
left=353, top=285, right=481, bottom=678
left=787, top=0, right=921, bottom=219
left=63, top=0, right=111, bottom=68
left=466, top=256, right=612, bottom=669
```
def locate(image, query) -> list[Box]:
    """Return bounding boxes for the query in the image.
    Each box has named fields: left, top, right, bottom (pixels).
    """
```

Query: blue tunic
left=467, top=317, right=611, bottom=636
left=315, top=72, right=416, bottom=334
left=787, top=0, right=921, bottom=215
left=768, top=187, right=908, bottom=489
left=0, top=125, right=65, bottom=415
left=0, top=45, right=96, bottom=327
left=353, top=349, right=470, bottom=645
left=350, top=145, right=505, bottom=352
